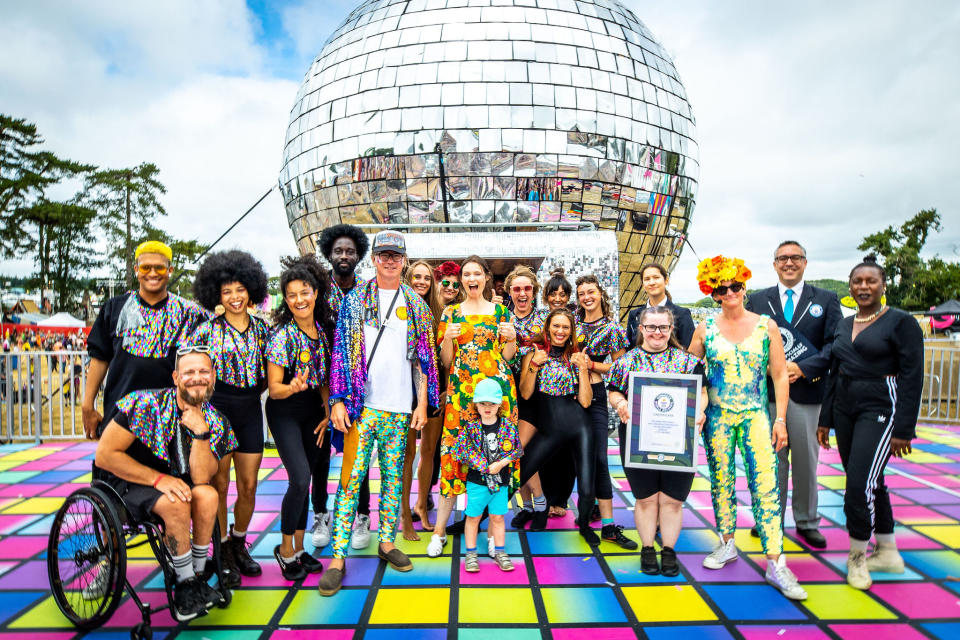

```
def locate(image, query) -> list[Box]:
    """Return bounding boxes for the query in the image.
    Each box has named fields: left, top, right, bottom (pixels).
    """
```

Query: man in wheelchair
left=94, top=346, right=238, bottom=621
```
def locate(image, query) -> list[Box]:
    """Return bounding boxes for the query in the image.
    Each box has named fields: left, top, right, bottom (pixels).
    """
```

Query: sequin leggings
left=703, top=406, right=783, bottom=555
left=331, top=407, right=410, bottom=559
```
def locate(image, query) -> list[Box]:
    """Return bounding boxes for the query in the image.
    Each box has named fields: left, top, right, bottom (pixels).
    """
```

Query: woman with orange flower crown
left=687, top=255, right=807, bottom=601
left=427, top=255, right=519, bottom=558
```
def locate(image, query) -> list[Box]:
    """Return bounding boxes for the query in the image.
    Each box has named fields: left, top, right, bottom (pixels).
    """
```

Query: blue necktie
left=784, top=289, right=795, bottom=323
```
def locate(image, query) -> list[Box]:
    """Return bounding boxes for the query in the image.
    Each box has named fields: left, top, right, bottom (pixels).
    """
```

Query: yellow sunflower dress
left=438, top=303, right=519, bottom=497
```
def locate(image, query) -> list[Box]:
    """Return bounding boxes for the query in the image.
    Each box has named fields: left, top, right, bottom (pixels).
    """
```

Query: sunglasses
left=510, top=285, right=533, bottom=294
left=641, top=324, right=673, bottom=334
left=441, top=280, right=460, bottom=289
left=176, top=345, right=211, bottom=357
left=713, top=282, right=745, bottom=296
left=137, top=264, right=169, bottom=275
left=376, top=252, right=404, bottom=263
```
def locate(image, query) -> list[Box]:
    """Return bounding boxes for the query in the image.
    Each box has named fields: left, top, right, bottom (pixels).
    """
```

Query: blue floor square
left=644, top=625, right=734, bottom=640
left=701, top=584, right=806, bottom=620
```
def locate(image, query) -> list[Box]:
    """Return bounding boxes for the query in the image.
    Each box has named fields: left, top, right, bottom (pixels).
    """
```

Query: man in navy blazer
left=745, top=241, right=842, bottom=549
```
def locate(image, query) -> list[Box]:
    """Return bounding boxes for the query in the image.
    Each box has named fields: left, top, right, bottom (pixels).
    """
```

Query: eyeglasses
left=713, top=282, right=745, bottom=296
left=641, top=324, right=673, bottom=334
left=441, top=280, right=460, bottom=289
left=376, top=252, right=404, bottom=263
left=774, top=254, right=806, bottom=264
left=176, top=345, right=211, bottom=356
left=510, top=285, right=533, bottom=294
left=137, top=264, right=168, bottom=275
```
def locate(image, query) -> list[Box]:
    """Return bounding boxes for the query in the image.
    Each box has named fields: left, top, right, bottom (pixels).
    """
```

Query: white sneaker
left=487, top=535, right=496, bottom=559
left=351, top=514, right=372, bottom=550
left=766, top=556, right=807, bottom=600
left=702, top=537, right=738, bottom=569
left=866, top=544, right=904, bottom=574
left=426, top=533, right=446, bottom=558
left=81, top=562, right=109, bottom=600
left=847, top=551, right=872, bottom=590
left=311, top=512, right=332, bottom=548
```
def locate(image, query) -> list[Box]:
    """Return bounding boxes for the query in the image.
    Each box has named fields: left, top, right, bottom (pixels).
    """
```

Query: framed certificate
left=623, top=372, right=702, bottom=472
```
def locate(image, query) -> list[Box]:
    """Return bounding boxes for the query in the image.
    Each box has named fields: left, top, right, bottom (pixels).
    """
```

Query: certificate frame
left=623, top=371, right=702, bottom=473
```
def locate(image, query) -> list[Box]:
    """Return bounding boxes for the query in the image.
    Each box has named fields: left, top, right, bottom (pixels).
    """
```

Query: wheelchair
left=46, top=479, right=233, bottom=640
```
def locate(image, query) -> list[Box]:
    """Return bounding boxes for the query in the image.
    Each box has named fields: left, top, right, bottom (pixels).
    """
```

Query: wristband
left=775, top=417, right=786, bottom=424
left=153, top=474, right=165, bottom=488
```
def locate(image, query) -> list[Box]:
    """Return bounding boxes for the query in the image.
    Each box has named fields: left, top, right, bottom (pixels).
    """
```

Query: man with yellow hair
left=82, top=241, right=212, bottom=439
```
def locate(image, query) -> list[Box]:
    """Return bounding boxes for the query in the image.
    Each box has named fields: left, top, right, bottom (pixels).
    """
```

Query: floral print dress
left=438, top=303, right=519, bottom=496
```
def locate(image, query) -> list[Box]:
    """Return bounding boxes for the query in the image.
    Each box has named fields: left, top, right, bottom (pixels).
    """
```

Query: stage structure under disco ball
left=280, top=0, right=698, bottom=319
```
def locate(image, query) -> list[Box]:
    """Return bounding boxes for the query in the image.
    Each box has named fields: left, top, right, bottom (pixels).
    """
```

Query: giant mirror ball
left=280, top=0, right=698, bottom=317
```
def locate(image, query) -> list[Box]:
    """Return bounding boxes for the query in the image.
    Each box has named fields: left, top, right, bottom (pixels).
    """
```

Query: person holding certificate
left=688, top=256, right=807, bottom=601
left=607, top=306, right=707, bottom=576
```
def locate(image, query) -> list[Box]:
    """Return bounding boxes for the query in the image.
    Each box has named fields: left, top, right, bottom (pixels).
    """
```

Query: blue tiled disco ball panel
left=280, top=0, right=698, bottom=317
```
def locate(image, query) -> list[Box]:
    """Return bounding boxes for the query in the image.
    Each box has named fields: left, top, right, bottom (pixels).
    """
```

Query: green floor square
left=458, top=588, right=538, bottom=623
left=188, top=589, right=287, bottom=626
left=458, top=629, right=542, bottom=640
left=800, top=585, right=896, bottom=620
left=541, top=587, right=627, bottom=623
left=177, top=632, right=263, bottom=640
left=280, top=588, right=368, bottom=625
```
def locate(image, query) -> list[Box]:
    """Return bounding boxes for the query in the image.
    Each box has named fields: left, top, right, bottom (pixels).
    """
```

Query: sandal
left=464, top=551, right=480, bottom=573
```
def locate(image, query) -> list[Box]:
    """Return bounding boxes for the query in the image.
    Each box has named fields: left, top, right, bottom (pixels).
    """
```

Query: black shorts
left=212, top=384, right=264, bottom=455
left=103, top=474, right=165, bottom=523
left=618, top=421, right=693, bottom=502
left=517, top=390, right=538, bottom=425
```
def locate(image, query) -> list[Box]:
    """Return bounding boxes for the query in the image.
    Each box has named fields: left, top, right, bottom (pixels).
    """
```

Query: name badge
left=809, top=303, right=823, bottom=318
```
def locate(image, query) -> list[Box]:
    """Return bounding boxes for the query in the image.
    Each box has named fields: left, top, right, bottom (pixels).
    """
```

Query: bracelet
left=775, top=417, right=786, bottom=424
left=153, top=474, right=165, bottom=488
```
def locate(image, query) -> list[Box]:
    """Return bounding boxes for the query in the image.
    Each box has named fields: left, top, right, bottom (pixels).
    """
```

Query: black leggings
left=832, top=377, right=897, bottom=541
left=312, top=439, right=370, bottom=516
left=266, top=392, right=325, bottom=536
left=587, top=382, right=614, bottom=501
left=521, top=393, right=595, bottom=527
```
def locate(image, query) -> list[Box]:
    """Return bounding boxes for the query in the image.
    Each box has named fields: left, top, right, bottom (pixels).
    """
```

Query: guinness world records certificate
left=624, top=372, right=702, bottom=472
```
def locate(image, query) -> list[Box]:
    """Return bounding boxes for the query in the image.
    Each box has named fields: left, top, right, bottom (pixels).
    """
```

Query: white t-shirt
left=363, top=288, right=413, bottom=414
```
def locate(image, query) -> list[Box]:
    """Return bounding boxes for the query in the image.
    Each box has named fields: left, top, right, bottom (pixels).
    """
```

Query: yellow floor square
left=0, top=449, right=54, bottom=462
left=622, top=585, right=717, bottom=622
left=71, top=472, right=93, bottom=484
left=817, top=476, right=847, bottom=490
left=370, top=588, right=449, bottom=624
left=0, top=496, right=64, bottom=514
left=189, top=589, right=287, bottom=626
left=691, top=477, right=712, bottom=491
left=914, top=525, right=960, bottom=547
left=733, top=529, right=802, bottom=553
left=459, top=588, right=537, bottom=623
left=800, top=584, right=896, bottom=620
left=8, top=596, right=75, bottom=629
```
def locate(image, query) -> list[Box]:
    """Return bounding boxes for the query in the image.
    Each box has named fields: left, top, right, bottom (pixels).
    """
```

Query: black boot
left=229, top=525, right=262, bottom=577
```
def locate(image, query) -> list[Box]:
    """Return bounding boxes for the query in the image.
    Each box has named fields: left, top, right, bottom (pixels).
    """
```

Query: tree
left=859, top=208, right=960, bottom=309
left=135, top=224, right=209, bottom=300
left=50, top=202, right=100, bottom=310
left=83, top=162, right=166, bottom=288
left=1, top=114, right=93, bottom=257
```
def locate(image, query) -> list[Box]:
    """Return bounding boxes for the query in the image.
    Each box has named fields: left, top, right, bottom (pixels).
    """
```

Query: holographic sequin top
left=607, top=346, right=704, bottom=395
left=265, top=321, right=329, bottom=388
left=114, top=292, right=212, bottom=359
left=185, top=315, right=269, bottom=390
left=703, top=315, right=770, bottom=413
left=511, top=308, right=546, bottom=373
left=576, top=317, right=629, bottom=362
left=328, top=275, right=367, bottom=317
left=114, top=388, right=237, bottom=477
left=330, top=280, right=439, bottom=424
left=537, top=348, right=579, bottom=397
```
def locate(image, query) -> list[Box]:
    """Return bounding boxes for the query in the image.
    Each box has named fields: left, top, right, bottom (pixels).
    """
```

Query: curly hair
left=434, top=260, right=461, bottom=280
left=192, top=250, right=269, bottom=311
left=272, top=254, right=336, bottom=341
left=504, top=265, right=540, bottom=304
left=318, top=224, right=369, bottom=262
left=575, top=274, right=612, bottom=320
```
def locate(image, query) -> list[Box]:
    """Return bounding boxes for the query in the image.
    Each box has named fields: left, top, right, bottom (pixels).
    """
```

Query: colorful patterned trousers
left=702, top=406, right=783, bottom=555
left=331, top=407, right=410, bottom=559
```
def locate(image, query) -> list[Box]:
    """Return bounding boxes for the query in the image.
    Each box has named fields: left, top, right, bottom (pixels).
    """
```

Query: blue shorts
left=465, top=480, right=509, bottom=517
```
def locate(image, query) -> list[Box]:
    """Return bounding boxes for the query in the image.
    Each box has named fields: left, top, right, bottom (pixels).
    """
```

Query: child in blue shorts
left=455, top=377, right=522, bottom=572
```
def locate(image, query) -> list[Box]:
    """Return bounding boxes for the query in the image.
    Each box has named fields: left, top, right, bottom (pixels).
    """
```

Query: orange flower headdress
left=696, top=255, right=752, bottom=295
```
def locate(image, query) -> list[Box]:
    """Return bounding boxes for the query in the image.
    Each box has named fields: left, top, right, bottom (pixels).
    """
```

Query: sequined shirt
left=703, top=315, right=770, bottom=412
left=511, top=308, right=546, bottom=372
left=185, top=315, right=269, bottom=390
left=328, top=274, right=367, bottom=317
left=577, top=317, right=630, bottom=363
left=114, top=388, right=237, bottom=478
left=537, top=349, right=579, bottom=396
left=607, top=346, right=706, bottom=395
left=265, top=321, right=329, bottom=388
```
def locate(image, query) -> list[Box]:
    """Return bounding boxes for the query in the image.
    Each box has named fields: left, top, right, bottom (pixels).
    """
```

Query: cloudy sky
left=1, top=0, right=957, bottom=302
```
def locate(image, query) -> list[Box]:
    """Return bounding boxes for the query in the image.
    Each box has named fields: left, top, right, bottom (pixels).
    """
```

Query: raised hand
left=289, top=369, right=309, bottom=394
left=530, top=344, right=548, bottom=366
left=497, top=321, right=516, bottom=343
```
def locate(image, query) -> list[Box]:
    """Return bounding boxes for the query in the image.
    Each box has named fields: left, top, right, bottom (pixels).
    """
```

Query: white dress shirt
left=778, top=281, right=804, bottom=314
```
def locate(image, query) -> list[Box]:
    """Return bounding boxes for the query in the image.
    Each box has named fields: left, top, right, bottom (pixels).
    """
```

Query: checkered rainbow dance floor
left=2, top=424, right=960, bottom=639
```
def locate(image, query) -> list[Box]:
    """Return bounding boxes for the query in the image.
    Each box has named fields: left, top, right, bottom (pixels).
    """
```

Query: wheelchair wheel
left=47, top=486, right=127, bottom=630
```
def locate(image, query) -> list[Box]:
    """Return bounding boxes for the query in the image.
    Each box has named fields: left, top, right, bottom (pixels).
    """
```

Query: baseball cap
left=371, top=230, right=406, bottom=255
left=473, top=378, right=504, bottom=405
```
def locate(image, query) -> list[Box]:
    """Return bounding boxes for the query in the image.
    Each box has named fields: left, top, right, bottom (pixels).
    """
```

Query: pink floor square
left=0, top=536, right=47, bottom=559
left=777, top=554, right=843, bottom=582
left=828, top=623, right=931, bottom=640
left=0, top=485, right=52, bottom=498
left=102, top=590, right=176, bottom=627
left=552, top=628, right=636, bottom=640
left=459, top=557, right=530, bottom=584
left=269, top=631, right=354, bottom=640
left=869, top=582, right=960, bottom=619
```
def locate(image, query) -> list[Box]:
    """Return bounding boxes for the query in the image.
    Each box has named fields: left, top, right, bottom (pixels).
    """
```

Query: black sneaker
left=590, top=503, right=602, bottom=523
left=230, top=526, right=262, bottom=576
left=530, top=509, right=548, bottom=531
left=173, top=577, right=205, bottom=621
left=511, top=509, right=534, bottom=529
left=196, top=576, right=223, bottom=608
left=641, top=546, right=660, bottom=575
left=298, top=551, right=324, bottom=574
left=579, top=526, right=601, bottom=546
left=601, top=524, right=639, bottom=550
left=274, top=545, right=307, bottom=581
left=660, top=546, right=679, bottom=577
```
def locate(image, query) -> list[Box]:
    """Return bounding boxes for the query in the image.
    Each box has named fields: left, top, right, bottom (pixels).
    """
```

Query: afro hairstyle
left=192, top=250, right=269, bottom=311
left=272, top=253, right=336, bottom=341
left=318, top=224, right=369, bottom=262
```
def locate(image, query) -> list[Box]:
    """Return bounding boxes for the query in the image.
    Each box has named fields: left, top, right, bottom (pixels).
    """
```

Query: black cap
left=371, top=230, right=406, bottom=255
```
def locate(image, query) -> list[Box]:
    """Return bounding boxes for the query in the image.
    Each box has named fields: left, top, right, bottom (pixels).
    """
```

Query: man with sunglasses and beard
left=83, top=241, right=212, bottom=440
left=745, top=241, right=842, bottom=549
left=94, top=347, right=238, bottom=621
left=314, top=224, right=375, bottom=550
